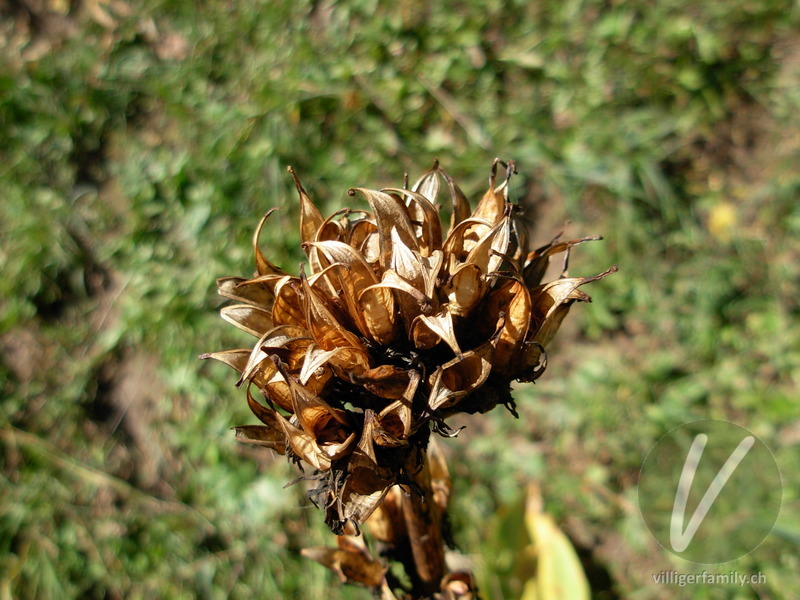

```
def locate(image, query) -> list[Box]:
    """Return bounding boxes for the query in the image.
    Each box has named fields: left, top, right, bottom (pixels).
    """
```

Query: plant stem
left=400, top=447, right=447, bottom=597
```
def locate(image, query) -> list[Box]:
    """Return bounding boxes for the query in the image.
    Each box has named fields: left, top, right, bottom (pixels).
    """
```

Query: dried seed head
left=203, top=159, right=615, bottom=532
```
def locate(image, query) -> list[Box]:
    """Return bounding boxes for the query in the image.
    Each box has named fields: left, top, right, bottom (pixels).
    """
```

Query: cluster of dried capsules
left=203, top=159, right=614, bottom=535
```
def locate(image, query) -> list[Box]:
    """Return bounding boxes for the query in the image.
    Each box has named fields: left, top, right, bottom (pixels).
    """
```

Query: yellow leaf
left=521, top=485, right=590, bottom=600
left=708, top=200, right=737, bottom=243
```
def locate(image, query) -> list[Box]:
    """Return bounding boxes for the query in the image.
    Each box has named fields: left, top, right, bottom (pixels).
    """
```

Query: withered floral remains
left=203, top=159, right=615, bottom=534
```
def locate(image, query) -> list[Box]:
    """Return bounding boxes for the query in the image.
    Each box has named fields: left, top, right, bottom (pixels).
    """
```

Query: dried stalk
left=401, top=450, right=447, bottom=595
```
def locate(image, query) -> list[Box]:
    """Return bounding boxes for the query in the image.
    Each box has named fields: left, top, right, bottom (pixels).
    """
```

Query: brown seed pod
left=203, top=159, right=616, bottom=533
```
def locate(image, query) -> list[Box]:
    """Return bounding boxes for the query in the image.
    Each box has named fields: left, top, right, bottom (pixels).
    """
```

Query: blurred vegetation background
left=1, top=1, right=799, bottom=598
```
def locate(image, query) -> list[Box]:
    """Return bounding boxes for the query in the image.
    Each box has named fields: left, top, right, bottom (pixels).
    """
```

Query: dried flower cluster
left=203, top=159, right=614, bottom=536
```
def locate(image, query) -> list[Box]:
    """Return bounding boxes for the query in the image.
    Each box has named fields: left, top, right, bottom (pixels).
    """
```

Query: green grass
left=2, top=1, right=799, bottom=598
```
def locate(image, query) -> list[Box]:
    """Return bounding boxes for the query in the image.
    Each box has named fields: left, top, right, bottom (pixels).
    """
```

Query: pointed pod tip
left=490, top=158, right=501, bottom=184
left=287, top=166, right=308, bottom=196
left=198, top=353, right=211, bottom=360
left=583, top=265, right=618, bottom=283
left=257, top=207, right=281, bottom=225
left=347, top=188, right=357, bottom=197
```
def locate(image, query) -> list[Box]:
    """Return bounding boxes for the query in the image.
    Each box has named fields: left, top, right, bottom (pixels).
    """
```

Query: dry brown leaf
left=516, top=340, right=548, bottom=383
left=308, top=240, right=397, bottom=344
left=350, top=188, right=418, bottom=269
left=445, top=263, right=484, bottom=316
left=287, top=166, right=324, bottom=245
left=465, top=216, right=511, bottom=275
left=354, top=364, right=413, bottom=400
left=440, top=168, right=472, bottom=232
left=530, top=267, right=617, bottom=335
left=279, top=364, right=354, bottom=456
left=471, top=164, right=508, bottom=226
left=219, top=304, right=273, bottom=338
left=411, top=159, right=442, bottom=204
left=523, top=235, right=602, bottom=287
left=412, top=310, right=461, bottom=356
left=382, top=187, right=442, bottom=257
left=427, top=437, right=451, bottom=512
left=331, top=451, right=394, bottom=526
left=365, top=486, right=403, bottom=543
left=270, top=277, right=306, bottom=328
left=348, top=217, right=378, bottom=252
left=245, top=382, right=288, bottom=429
left=301, top=539, right=386, bottom=587
left=199, top=348, right=250, bottom=375
left=375, top=370, right=419, bottom=443
left=253, top=209, right=289, bottom=277
left=428, top=342, right=494, bottom=411
left=216, top=276, right=275, bottom=306
left=297, top=343, right=337, bottom=386
left=272, top=410, right=332, bottom=471
left=300, top=273, right=370, bottom=374
left=233, top=424, right=286, bottom=453
left=472, top=184, right=506, bottom=225
left=314, top=207, right=350, bottom=242
left=389, top=227, right=426, bottom=288
left=482, top=278, right=532, bottom=374
left=442, top=217, right=493, bottom=271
